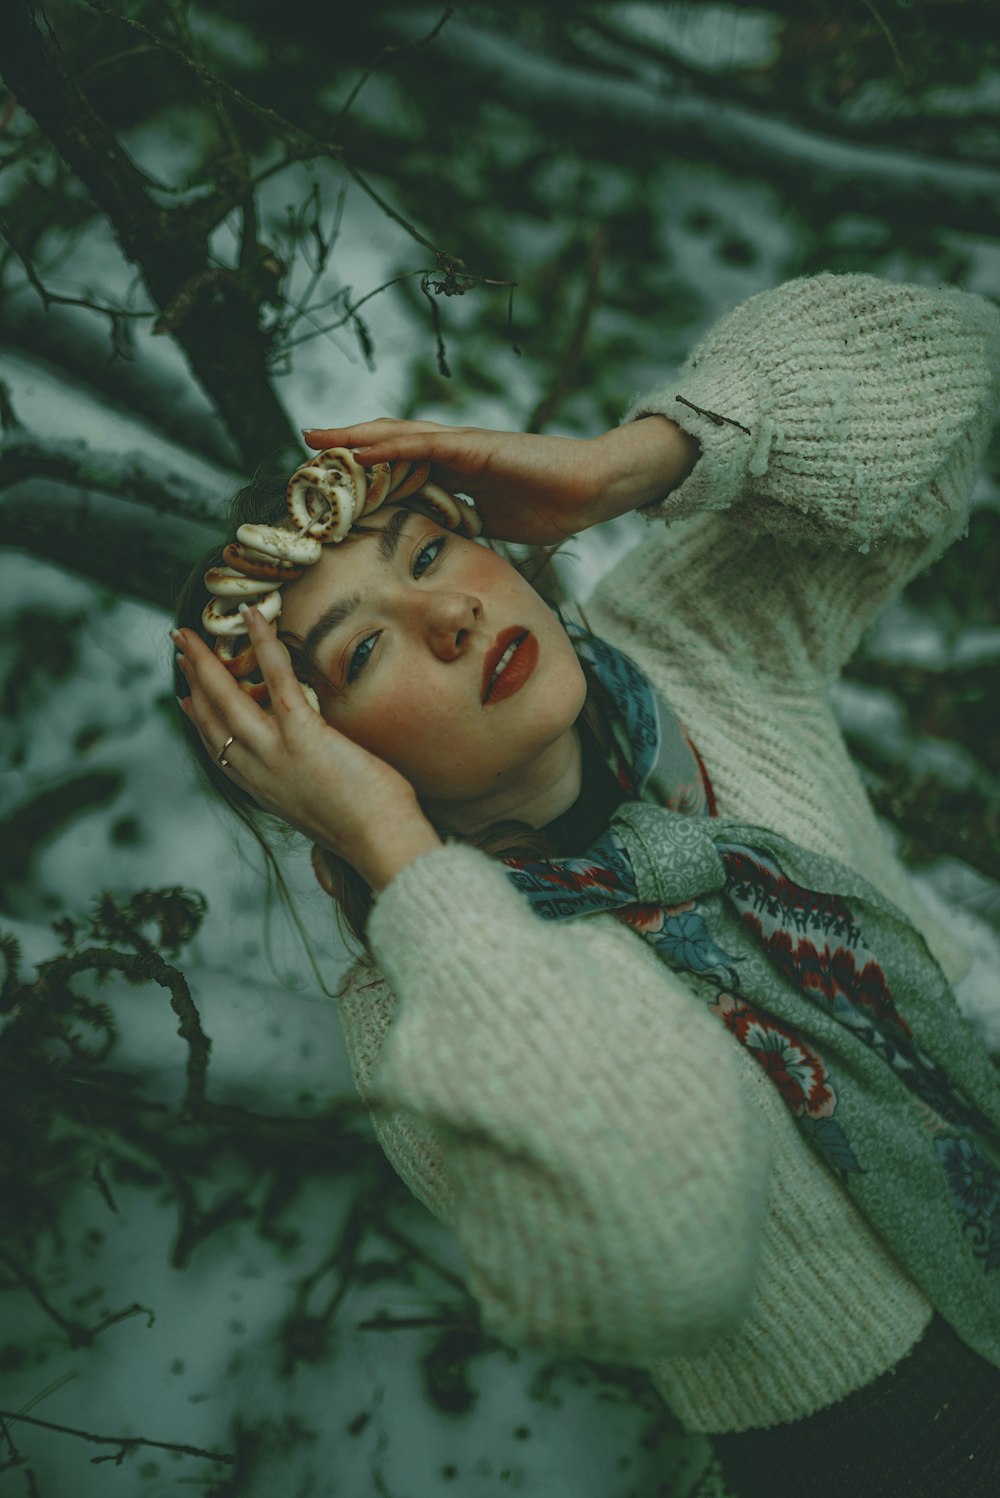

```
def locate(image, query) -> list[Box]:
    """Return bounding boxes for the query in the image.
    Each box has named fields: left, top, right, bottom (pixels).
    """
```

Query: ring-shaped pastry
left=389, top=461, right=431, bottom=502
left=202, top=588, right=281, bottom=637
left=358, top=461, right=392, bottom=517
left=236, top=523, right=322, bottom=566
left=223, top=543, right=304, bottom=583
left=204, top=565, right=278, bottom=598
left=214, top=635, right=258, bottom=678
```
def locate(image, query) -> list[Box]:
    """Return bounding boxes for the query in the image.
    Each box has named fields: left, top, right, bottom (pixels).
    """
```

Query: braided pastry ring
left=415, top=481, right=483, bottom=537
left=388, top=461, right=431, bottom=503
left=287, top=448, right=366, bottom=541
left=202, top=588, right=281, bottom=637
left=214, top=635, right=258, bottom=678
left=204, top=565, right=279, bottom=598
left=357, top=461, right=392, bottom=517
left=223, top=542, right=304, bottom=583
left=236, top=524, right=322, bottom=566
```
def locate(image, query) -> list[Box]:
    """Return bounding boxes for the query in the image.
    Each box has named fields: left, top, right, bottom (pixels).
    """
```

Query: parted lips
left=199, top=447, right=481, bottom=714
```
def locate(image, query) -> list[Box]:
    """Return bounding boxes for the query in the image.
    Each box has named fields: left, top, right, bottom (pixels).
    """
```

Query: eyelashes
left=346, top=535, right=448, bottom=683
left=412, top=534, right=447, bottom=581
left=346, top=632, right=377, bottom=683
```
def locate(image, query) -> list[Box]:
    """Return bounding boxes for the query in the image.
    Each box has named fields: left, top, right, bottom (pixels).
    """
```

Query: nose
left=420, top=589, right=483, bottom=661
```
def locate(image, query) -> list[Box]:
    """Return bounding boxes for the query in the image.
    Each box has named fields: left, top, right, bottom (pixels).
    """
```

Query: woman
left=173, top=271, right=1000, bottom=1497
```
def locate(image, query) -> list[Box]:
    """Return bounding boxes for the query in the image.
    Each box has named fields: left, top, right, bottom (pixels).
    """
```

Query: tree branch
left=0, top=0, right=296, bottom=468
left=426, top=11, right=1000, bottom=238
left=0, top=1407, right=234, bottom=1467
left=0, top=429, right=227, bottom=606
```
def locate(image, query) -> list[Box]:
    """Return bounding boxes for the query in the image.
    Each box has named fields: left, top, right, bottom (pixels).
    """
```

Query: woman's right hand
left=174, top=605, right=442, bottom=891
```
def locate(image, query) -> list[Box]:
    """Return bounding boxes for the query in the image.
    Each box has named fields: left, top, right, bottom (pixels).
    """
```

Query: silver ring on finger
left=217, top=733, right=237, bottom=768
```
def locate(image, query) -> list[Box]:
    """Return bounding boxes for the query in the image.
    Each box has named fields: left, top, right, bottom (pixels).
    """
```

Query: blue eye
left=347, top=631, right=379, bottom=683
left=345, top=537, right=447, bottom=684
left=413, top=536, right=446, bottom=578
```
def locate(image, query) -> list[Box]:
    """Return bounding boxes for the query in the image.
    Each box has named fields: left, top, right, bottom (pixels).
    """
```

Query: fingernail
left=170, top=629, right=182, bottom=644
left=300, top=428, right=323, bottom=437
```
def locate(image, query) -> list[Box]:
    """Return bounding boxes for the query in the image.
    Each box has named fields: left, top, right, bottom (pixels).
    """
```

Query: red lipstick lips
left=482, top=627, right=538, bottom=704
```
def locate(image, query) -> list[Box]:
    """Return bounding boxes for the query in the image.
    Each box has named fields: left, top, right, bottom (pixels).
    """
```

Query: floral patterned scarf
left=503, top=627, right=1000, bottom=1366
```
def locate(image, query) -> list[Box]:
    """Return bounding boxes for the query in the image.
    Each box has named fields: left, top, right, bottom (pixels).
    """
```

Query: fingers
left=301, top=419, right=478, bottom=471
left=302, top=418, right=444, bottom=450
left=176, top=691, right=254, bottom=795
left=239, top=604, right=309, bottom=717
left=173, top=606, right=308, bottom=755
left=173, top=620, right=269, bottom=749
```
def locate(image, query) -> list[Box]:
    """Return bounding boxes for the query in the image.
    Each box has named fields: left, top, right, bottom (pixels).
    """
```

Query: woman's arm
left=628, top=271, right=1000, bottom=554
left=306, top=273, right=998, bottom=613
left=340, top=843, right=771, bottom=1366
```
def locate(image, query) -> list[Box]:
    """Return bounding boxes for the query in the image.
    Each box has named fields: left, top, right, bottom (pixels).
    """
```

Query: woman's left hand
left=301, top=416, right=700, bottom=546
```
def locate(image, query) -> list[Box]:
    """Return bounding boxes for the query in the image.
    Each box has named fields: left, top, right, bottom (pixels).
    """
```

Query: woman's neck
left=422, top=725, right=583, bottom=837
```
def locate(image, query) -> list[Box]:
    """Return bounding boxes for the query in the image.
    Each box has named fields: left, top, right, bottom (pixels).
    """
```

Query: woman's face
left=277, top=505, right=587, bottom=820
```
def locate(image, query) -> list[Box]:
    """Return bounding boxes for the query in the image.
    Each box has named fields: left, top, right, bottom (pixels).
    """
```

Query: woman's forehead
left=277, top=505, right=432, bottom=628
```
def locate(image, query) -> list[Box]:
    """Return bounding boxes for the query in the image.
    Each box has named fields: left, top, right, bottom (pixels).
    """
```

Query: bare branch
left=527, top=223, right=606, bottom=433
left=279, top=269, right=427, bottom=353
left=0, top=1407, right=234, bottom=1466
left=0, top=1250, right=153, bottom=1349
left=0, top=211, right=151, bottom=359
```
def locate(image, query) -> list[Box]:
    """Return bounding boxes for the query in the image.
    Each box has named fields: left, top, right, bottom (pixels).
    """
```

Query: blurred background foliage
left=1, top=1, right=999, bottom=1493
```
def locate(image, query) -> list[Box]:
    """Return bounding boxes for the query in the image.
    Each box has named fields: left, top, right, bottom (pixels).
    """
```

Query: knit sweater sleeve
left=625, top=272, right=1000, bottom=559
left=337, top=842, right=771, bottom=1365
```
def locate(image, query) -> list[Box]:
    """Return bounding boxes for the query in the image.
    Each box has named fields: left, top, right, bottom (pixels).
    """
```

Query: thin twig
left=0, top=212, right=151, bottom=355
left=527, top=223, right=606, bottom=432
left=0, top=1409, right=235, bottom=1466
left=337, top=8, right=455, bottom=122
left=675, top=395, right=751, bottom=435
left=860, top=0, right=912, bottom=87
left=0, top=1249, right=153, bottom=1348
left=280, top=269, right=427, bottom=352
left=355, top=1312, right=482, bottom=1333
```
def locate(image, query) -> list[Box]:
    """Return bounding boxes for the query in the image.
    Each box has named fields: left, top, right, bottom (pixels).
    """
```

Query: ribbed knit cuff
left=622, top=273, right=1000, bottom=551
left=621, top=357, right=759, bottom=527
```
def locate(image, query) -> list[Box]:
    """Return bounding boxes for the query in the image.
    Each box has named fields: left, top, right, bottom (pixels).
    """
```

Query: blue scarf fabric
left=502, top=627, right=1000, bottom=1363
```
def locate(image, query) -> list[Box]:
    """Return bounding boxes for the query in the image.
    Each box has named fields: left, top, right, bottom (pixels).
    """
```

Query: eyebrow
left=303, top=506, right=414, bottom=656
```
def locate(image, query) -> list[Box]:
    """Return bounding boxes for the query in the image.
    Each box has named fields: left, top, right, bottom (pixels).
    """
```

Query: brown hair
left=173, top=476, right=616, bottom=956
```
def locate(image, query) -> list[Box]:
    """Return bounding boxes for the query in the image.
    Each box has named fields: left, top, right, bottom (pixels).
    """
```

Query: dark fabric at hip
left=709, top=1314, right=1000, bottom=1498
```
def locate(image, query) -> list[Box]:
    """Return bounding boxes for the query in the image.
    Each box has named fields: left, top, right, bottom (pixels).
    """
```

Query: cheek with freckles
left=328, top=673, right=507, bottom=798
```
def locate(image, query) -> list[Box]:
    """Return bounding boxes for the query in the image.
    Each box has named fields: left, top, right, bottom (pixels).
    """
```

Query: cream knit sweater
left=337, top=273, right=1000, bottom=1435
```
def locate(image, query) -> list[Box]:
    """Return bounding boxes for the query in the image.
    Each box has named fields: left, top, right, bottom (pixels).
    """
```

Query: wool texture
left=336, top=272, right=1000, bottom=1435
